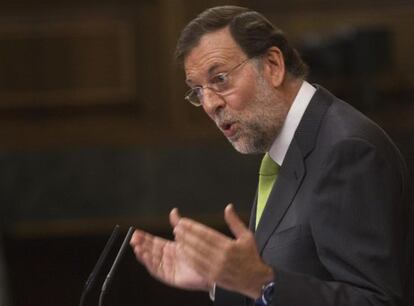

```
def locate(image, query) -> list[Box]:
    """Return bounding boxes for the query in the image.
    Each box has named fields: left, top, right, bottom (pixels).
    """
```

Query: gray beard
left=228, top=87, right=289, bottom=154
left=228, top=117, right=285, bottom=154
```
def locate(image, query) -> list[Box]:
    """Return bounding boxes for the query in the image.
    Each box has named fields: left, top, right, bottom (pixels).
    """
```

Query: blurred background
left=0, top=0, right=412, bottom=305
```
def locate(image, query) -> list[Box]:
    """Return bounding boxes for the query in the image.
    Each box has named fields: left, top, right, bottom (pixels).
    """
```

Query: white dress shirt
left=268, top=81, right=316, bottom=165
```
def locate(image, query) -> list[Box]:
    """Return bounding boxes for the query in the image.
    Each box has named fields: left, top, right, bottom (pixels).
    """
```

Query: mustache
left=214, top=111, right=237, bottom=127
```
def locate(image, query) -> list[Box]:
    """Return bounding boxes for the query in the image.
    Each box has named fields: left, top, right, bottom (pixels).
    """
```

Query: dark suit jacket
left=215, top=86, right=412, bottom=306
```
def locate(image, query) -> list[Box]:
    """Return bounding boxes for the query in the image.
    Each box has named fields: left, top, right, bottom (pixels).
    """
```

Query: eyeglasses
left=184, top=58, right=251, bottom=107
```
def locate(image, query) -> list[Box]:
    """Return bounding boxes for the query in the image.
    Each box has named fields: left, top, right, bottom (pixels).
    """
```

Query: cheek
left=226, top=81, right=258, bottom=111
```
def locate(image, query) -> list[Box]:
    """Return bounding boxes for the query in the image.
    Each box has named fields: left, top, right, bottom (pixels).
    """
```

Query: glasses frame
left=184, top=57, right=252, bottom=107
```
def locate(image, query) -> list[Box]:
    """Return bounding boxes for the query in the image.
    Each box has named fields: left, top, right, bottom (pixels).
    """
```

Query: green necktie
left=256, top=153, right=279, bottom=229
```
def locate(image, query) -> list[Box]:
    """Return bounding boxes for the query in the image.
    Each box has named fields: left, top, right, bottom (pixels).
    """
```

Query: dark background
left=0, top=0, right=412, bottom=305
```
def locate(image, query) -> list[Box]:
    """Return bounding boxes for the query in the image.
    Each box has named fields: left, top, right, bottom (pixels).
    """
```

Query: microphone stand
left=98, top=226, right=135, bottom=306
left=79, top=225, right=120, bottom=306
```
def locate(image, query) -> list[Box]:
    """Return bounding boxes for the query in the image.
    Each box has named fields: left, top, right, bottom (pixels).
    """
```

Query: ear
left=262, top=46, right=286, bottom=88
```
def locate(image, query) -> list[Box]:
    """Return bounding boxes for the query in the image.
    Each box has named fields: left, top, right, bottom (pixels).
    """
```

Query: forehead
left=184, top=27, right=246, bottom=81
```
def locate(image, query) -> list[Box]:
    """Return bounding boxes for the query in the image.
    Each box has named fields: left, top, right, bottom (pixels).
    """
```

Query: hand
left=130, top=209, right=210, bottom=291
left=173, top=204, right=274, bottom=299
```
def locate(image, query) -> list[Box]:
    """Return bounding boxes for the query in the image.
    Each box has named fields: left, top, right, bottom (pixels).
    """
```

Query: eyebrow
left=185, top=62, right=225, bottom=87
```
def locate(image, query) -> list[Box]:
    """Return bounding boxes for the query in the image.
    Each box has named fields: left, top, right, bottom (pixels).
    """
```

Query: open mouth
left=219, top=122, right=237, bottom=138
left=222, top=123, right=232, bottom=131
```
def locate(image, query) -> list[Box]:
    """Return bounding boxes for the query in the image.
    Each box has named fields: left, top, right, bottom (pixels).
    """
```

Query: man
left=130, top=6, right=412, bottom=306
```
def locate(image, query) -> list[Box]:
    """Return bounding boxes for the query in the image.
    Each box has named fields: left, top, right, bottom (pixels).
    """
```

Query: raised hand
left=173, top=204, right=273, bottom=299
left=130, top=209, right=210, bottom=291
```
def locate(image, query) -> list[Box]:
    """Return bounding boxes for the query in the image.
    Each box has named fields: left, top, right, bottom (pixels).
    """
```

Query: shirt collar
left=268, top=81, right=316, bottom=165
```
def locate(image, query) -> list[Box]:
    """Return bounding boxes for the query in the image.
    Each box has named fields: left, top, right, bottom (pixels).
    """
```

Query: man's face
left=184, top=27, right=289, bottom=154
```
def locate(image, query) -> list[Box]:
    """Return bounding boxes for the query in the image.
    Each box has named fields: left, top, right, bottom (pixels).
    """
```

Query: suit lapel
left=253, top=86, right=333, bottom=252
left=249, top=192, right=258, bottom=231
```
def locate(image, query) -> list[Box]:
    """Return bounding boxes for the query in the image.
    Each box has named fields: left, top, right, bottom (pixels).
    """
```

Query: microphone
left=79, top=225, right=121, bottom=306
left=98, top=226, right=135, bottom=306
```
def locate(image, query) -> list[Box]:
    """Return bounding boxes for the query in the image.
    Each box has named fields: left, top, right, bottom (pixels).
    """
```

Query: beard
left=215, top=75, right=290, bottom=154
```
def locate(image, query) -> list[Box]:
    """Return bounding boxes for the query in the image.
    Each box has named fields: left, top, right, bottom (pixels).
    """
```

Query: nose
left=201, top=88, right=225, bottom=117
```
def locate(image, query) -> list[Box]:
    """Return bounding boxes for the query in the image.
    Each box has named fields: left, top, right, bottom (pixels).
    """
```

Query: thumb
left=169, top=207, right=181, bottom=228
left=224, top=203, right=248, bottom=239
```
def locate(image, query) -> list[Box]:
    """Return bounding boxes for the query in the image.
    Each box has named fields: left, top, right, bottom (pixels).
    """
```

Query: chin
left=230, top=139, right=264, bottom=155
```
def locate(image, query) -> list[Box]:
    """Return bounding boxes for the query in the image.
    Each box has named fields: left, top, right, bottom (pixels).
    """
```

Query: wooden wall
left=0, top=0, right=412, bottom=150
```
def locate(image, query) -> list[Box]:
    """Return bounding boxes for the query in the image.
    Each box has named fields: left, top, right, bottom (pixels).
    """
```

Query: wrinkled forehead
left=184, top=27, right=246, bottom=83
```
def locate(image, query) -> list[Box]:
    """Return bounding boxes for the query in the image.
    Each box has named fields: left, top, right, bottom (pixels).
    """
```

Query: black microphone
left=98, top=226, right=135, bottom=306
left=79, top=225, right=121, bottom=306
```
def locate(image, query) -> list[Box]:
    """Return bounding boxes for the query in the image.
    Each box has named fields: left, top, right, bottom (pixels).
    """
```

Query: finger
left=174, top=218, right=229, bottom=250
left=224, top=204, right=248, bottom=239
left=174, top=219, right=232, bottom=278
left=131, top=231, right=165, bottom=263
left=138, top=247, right=154, bottom=267
left=141, top=251, right=162, bottom=278
left=130, top=229, right=146, bottom=246
left=135, top=236, right=166, bottom=274
left=147, top=237, right=166, bottom=270
left=131, top=230, right=156, bottom=251
left=175, top=222, right=234, bottom=286
left=131, top=231, right=154, bottom=262
left=169, top=207, right=181, bottom=228
left=131, top=230, right=155, bottom=259
left=176, top=239, right=212, bottom=278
